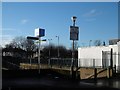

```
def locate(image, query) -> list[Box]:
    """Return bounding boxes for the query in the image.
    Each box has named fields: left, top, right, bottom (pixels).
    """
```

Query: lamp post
left=56, top=36, right=60, bottom=58
left=71, top=16, right=77, bottom=78
left=48, top=39, right=52, bottom=67
left=89, top=40, right=92, bottom=47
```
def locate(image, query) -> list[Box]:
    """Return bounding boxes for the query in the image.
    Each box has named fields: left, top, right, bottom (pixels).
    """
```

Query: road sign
left=70, top=26, right=79, bottom=40
left=35, top=39, right=47, bottom=43
left=35, top=28, right=45, bottom=37
left=27, top=36, right=39, bottom=40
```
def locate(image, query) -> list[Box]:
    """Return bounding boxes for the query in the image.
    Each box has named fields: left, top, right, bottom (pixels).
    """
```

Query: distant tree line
left=2, top=36, right=78, bottom=69
left=2, top=36, right=78, bottom=58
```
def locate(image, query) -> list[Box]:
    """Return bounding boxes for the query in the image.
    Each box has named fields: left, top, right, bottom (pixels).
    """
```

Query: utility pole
left=70, top=16, right=79, bottom=79
left=56, top=36, right=60, bottom=58
left=48, top=39, right=52, bottom=67
left=72, top=16, right=76, bottom=79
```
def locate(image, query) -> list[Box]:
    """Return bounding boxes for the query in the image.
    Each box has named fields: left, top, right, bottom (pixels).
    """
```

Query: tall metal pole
left=110, top=48, right=113, bottom=76
left=56, top=36, right=60, bottom=58
left=27, top=28, right=45, bottom=73
left=58, top=36, right=59, bottom=58
left=71, top=16, right=77, bottom=78
left=38, top=37, right=41, bottom=74
left=71, top=20, right=75, bottom=78
left=72, top=18, right=75, bottom=61
left=89, top=40, right=92, bottom=47
left=48, top=39, right=52, bottom=67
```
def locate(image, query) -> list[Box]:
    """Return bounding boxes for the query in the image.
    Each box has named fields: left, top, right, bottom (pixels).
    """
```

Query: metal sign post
left=27, top=28, right=45, bottom=74
left=38, top=37, right=41, bottom=74
left=70, top=16, right=79, bottom=79
left=70, top=26, right=79, bottom=40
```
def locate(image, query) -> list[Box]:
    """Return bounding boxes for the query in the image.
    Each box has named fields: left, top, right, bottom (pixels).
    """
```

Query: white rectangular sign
left=35, top=28, right=45, bottom=37
left=70, top=26, right=79, bottom=40
left=35, top=28, right=40, bottom=37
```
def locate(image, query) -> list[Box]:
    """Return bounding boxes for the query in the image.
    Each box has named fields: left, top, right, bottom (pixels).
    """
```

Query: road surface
left=2, top=69, right=120, bottom=90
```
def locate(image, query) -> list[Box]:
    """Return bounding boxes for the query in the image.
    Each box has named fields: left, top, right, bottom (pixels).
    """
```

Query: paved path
left=2, top=70, right=120, bottom=90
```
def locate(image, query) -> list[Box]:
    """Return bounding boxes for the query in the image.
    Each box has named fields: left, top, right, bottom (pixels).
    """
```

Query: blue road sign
left=39, top=29, right=45, bottom=37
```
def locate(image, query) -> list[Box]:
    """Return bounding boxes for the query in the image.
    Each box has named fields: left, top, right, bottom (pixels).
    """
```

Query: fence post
left=94, top=68, right=97, bottom=81
left=93, top=59, right=95, bottom=68
left=110, top=48, right=113, bottom=77
left=114, top=65, right=116, bottom=76
left=109, top=66, right=111, bottom=78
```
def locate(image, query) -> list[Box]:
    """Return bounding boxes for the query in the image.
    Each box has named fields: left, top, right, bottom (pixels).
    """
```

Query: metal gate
left=102, top=51, right=111, bottom=68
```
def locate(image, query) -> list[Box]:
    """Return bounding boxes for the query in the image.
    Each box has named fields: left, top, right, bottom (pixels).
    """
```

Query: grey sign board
left=70, top=26, right=79, bottom=40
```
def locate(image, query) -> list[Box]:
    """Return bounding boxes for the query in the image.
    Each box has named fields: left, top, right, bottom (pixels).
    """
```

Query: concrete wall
left=78, top=44, right=119, bottom=70
left=117, top=41, right=120, bottom=72
left=79, top=68, right=112, bottom=79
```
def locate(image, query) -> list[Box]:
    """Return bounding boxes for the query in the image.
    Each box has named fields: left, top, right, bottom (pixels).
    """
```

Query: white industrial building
left=78, top=41, right=120, bottom=72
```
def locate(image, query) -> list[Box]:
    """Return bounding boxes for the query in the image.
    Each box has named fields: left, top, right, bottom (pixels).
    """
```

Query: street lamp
left=71, top=16, right=77, bottom=26
left=71, top=16, right=77, bottom=78
left=56, top=36, right=60, bottom=58
left=48, top=39, right=52, bottom=67
left=89, top=40, right=92, bottom=47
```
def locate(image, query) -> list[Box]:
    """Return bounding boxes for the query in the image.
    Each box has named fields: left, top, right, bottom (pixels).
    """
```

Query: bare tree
left=5, top=36, right=37, bottom=59
left=94, top=40, right=102, bottom=46
left=7, top=36, right=37, bottom=51
left=9, top=36, right=26, bottom=49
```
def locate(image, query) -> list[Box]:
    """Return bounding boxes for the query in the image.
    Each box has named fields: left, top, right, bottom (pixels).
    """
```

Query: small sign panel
left=70, top=26, right=79, bottom=40
left=35, top=28, right=45, bottom=37
left=27, top=36, right=39, bottom=40
left=40, top=29, right=45, bottom=37
left=35, top=28, right=39, bottom=37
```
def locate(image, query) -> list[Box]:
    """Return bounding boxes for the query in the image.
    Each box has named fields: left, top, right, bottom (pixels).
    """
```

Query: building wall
left=117, top=41, right=120, bottom=71
left=78, top=44, right=119, bottom=70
